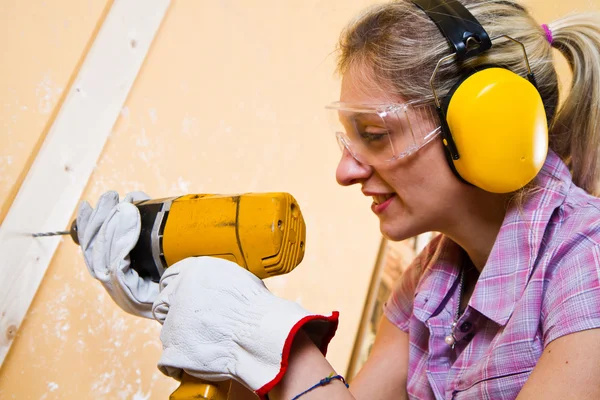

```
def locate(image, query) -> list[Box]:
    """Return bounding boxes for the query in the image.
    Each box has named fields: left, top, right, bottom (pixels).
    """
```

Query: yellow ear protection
left=412, top=0, right=548, bottom=193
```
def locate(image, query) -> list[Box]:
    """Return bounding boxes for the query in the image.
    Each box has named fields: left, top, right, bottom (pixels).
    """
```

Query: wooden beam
left=0, top=0, right=171, bottom=366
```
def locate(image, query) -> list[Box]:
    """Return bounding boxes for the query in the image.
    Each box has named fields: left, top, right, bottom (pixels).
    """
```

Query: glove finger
left=94, top=202, right=160, bottom=318
left=123, top=191, right=151, bottom=203
left=152, top=294, right=170, bottom=324
left=92, top=202, right=140, bottom=280
left=113, top=264, right=159, bottom=319
left=152, top=275, right=178, bottom=323
left=118, top=262, right=160, bottom=308
left=81, top=191, right=120, bottom=251
left=77, top=200, right=97, bottom=278
left=152, top=258, right=195, bottom=322
left=158, top=259, right=187, bottom=291
left=76, top=200, right=93, bottom=245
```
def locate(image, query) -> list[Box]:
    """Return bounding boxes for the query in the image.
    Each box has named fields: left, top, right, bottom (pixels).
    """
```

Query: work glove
left=77, top=190, right=159, bottom=319
left=152, top=256, right=339, bottom=400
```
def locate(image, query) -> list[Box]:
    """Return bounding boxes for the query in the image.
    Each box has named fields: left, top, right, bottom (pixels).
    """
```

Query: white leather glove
left=77, top=190, right=159, bottom=319
left=152, top=257, right=339, bottom=400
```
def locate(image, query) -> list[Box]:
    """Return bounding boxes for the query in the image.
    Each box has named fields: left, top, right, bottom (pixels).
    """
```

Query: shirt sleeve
left=383, top=234, right=442, bottom=332
left=542, top=243, right=600, bottom=346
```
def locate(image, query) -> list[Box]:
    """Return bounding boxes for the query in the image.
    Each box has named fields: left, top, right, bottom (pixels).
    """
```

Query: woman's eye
left=360, top=131, right=388, bottom=143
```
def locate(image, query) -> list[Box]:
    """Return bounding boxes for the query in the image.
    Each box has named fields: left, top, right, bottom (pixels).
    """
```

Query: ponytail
left=548, top=12, right=600, bottom=195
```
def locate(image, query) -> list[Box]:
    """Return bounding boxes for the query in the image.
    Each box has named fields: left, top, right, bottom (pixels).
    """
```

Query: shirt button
left=459, top=321, right=472, bottom=332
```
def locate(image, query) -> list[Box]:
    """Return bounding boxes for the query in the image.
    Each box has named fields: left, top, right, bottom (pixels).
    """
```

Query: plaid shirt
left=384, top=150, right=600, bottom=399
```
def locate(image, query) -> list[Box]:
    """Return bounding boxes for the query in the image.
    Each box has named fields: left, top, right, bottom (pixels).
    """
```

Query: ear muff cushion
left=443, top=67, right=548, bottom=193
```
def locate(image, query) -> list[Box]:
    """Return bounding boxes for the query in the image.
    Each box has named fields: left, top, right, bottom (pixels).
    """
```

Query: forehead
left=340, top=64, right=402, bottom=105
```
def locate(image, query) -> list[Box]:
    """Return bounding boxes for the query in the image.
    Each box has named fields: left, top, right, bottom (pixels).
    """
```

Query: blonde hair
left=336, top=0, right=600, bottom=195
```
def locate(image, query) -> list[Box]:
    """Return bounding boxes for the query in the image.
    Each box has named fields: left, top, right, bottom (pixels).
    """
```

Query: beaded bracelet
left=291, top=372, right=350, bottom=400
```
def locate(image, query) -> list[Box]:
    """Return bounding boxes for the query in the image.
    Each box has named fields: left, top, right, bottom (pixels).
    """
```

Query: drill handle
left=170, top=374, right=230, bottom=400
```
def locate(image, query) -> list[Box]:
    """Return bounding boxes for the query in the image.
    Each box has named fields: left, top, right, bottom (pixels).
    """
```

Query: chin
left=379, top=221, right=420, bottom=242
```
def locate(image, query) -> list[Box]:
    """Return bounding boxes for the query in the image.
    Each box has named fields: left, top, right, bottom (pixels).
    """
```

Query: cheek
left=384, top=140, right=453, bottom=197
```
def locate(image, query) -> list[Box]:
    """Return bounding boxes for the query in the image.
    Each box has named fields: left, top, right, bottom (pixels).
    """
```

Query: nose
left=336, top=148, right=372, bottom=186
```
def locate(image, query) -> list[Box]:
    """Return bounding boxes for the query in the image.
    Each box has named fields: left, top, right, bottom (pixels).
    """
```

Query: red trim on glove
left=255, top=311, right=340, bottom=400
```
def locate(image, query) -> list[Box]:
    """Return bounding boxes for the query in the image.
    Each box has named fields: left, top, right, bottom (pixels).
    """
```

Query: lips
left=372, top=193, right=395, bottom=205
left=371, top=194, right=395, bottom=214
left=362, top=190, right=397, bottom=214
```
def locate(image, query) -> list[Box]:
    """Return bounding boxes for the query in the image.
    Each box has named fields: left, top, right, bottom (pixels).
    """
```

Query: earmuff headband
left=411, top=0, right=492, bottom=61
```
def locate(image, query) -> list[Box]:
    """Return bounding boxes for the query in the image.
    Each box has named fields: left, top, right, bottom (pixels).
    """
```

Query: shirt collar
left=412, top=236, right=463, bottom=323
left=412, top=150, right=571, bottom=325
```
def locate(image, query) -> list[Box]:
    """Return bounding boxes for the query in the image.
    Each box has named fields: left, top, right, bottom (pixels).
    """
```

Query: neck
left=438, top=188, right=510, bottom=272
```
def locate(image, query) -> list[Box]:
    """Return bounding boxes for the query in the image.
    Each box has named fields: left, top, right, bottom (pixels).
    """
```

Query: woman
left=78, top=0, right=600, bottom=399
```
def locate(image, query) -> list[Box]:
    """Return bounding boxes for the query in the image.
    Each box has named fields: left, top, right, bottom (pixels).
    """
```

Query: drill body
left=130, top=192, right=306, bottom=281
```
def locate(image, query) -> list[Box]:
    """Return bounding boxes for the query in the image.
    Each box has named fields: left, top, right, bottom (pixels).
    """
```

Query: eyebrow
left=340, top=111, right=367, bottom=118
left=340, top=112, right=382, bottom=123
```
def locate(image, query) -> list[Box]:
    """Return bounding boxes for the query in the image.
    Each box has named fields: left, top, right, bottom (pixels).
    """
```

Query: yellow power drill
left=38, top=192, right=306, bottom=400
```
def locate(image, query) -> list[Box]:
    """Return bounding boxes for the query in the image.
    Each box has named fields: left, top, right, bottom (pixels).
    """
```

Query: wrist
left=267, top=329, right=353, bottom=400
left=255, top=309, right=339, bottom=399
left=268, top=330, right=335, bottom=399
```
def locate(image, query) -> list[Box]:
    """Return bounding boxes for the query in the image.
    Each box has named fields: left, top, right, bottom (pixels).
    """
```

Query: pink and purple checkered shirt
left=384, top=150, right=600, bottom=399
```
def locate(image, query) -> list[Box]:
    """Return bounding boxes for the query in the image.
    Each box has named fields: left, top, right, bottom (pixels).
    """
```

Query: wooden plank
left=0, top=0, right=171, bottom=366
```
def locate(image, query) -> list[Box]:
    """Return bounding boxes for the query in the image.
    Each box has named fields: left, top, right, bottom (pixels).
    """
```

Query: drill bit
left=31, top=220, right=80, bottom=244
left=32, top=231, right=70, bottom=238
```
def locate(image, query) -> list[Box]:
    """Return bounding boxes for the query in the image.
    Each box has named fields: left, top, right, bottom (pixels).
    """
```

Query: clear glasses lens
left=327, top=102, right=440, bottom=165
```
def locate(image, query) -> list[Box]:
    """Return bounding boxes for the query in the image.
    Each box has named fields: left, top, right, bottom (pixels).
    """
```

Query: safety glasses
left=325, top=101, right=441, bottom=165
